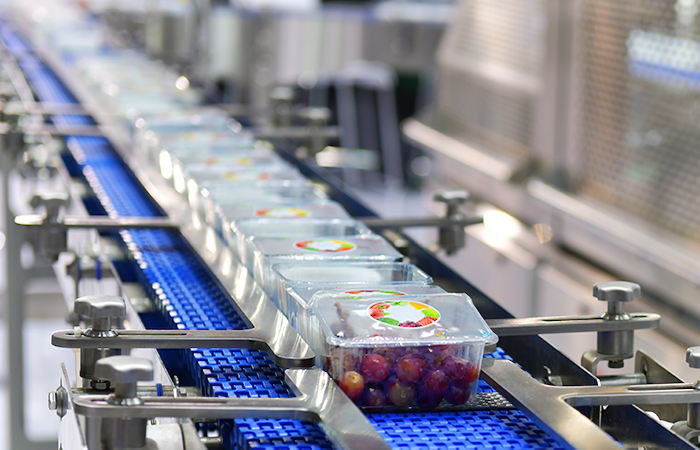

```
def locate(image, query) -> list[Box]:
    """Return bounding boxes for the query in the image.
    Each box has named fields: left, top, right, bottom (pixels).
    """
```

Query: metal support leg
left=3, top=151, right=56, bottom=450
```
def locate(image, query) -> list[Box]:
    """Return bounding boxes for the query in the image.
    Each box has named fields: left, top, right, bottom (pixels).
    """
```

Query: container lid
left=274, top=262, right=432, bottom=287
left=314, top=293, right=498, bottom=347
left=219, top=200, right=349, bottom=222
left=290, top=285, right=445, bottom=309
left=253, top=234, right=402, bottom=260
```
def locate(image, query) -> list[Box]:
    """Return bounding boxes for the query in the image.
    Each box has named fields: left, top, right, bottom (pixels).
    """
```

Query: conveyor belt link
left=5, top=24, right=564, bottom=449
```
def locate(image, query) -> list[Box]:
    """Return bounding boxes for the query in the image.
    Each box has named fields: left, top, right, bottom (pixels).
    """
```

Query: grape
left=436, top=355, right=461, bottom=378
left=395, top=354, right=428, bottom=383
left=388, top=379, right=415, bottom=407
left=339, top=371, right=365, bottom=402
left=433, top=347, right=458, bottom=367
left=363, top=384, right=386, bottom=407
left=361, top=353, right=390, bottom=383
left=445, top=384, right=471, bottom=405
left=417, top=369, right=449, bottom=407
left=329, top=349, right=358, bottom=379
left=452, top=359, right=479, bottom=388
left=375, top=347, right=405, bottom=365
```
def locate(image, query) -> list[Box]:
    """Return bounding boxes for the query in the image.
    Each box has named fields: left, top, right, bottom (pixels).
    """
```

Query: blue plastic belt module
left=2, top=24, right=564, bottom=450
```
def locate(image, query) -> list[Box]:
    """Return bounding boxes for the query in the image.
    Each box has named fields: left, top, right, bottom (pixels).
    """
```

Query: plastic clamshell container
left=156, top=129, right=258, bottom=150
left=201, top=181, right=328, bottom=225
left=218, top=201, right=350, bottom=251
left=251, top=234, right=403, bottom=299
left=242, top=220, right=373, bottom=273
left=273, top=261, right=434, bottom=316
left=288, top=284, right=446, bottom=364
left=173, top=166, right=302, bottom=208
left=133, top=107, right=230, bottom=153
left=313, top=293, right=498, bottom=410
left=158, top=147, right=284, bottom=183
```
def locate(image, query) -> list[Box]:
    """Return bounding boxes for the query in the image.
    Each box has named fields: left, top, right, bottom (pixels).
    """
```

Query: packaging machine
left=4, top=1, right=700, bottom=450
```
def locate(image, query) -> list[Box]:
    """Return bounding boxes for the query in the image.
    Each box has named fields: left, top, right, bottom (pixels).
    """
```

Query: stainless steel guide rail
left=481, top=358, right=699, bottom=449
left=73, top=368, right=391, bottom=450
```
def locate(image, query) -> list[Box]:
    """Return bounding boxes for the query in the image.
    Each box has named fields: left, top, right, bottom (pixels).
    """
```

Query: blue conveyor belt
left=5, top=25, right=564, bottom=449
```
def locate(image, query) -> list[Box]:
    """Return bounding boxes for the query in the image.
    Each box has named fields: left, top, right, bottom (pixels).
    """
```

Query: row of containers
left=68, top=48, right=499, bottom=411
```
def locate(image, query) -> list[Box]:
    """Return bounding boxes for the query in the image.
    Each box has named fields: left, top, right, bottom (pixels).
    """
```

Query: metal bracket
left=481, top=358, right=698, bottom=449
left=359, top=215, right=483, bottom=230
left=1, top=100, right=90, bottom=116
left=486, top=313, right=660, bottom=336
left=72, top=368, right=390, bottom=450
left=15, top=214, right=179, bottom=230
left=52, top=327, right=315, bottom=368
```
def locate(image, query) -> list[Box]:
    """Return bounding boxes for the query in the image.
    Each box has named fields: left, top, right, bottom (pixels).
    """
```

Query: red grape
left=445, top=384, right=471, bottom=405
left=433, top=347, right=458, bottom=367
left=329, top=349, right=358, bottom=379
left=375, top=347, right=405, bottom=365
left=395, top=354, right=428, bottom=383
left=387, top=379, right=415, bottom=407
left=452, top=359, right=479, bottom=388
left=361, top=353, right=390, bottom=383
left=417, top=369, right=449, bottom=407
left=363, top=384, right=386, bottom=407
left=339, top=371, right=365, bottom=402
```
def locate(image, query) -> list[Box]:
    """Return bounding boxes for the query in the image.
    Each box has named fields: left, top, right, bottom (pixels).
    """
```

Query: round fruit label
left=222, top=172, right=271, bottom=181
left=295, top=239, right=355, bottom=252
left=367, top=300, right=440, bottom=328
left=339, top=290, right=406, bottom=299
left=204, top=157, right=251, bottom=166
left=315, top=290, right=407, bottom=301
left=183, top=132, right=224, bottom=142
left=256, top=207, right=309, bottom=219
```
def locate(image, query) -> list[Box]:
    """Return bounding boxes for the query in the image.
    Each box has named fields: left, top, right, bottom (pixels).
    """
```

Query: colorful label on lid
left=204, top=157, right=251, bottom=166
left=367, top=300, right=440, bottom=328
left=223, top=172, right=271, bottom=181
left=295, top=239, right=355, bottom=252
left=256, top=207, right=309, bottom=218
left=341, top=289, right=406, bottom=299
left=182, top=132, right=225, bottom=142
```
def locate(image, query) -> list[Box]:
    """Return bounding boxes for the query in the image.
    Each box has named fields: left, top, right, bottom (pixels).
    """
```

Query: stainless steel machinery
left=6, top=1, right=700, bottom=450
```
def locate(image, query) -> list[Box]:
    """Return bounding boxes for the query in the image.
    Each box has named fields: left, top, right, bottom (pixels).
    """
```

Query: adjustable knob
left=74, top=295, right=126, bottom=336
left=94, top=356, right=152, bottom=449
left=434, top=190, right=470, bottom=255
left=30, top=192, right=70, bottom=223
left=270, top=86, right=295, bottom=127
left=593, top=281, right=641, bottom=318
left=95, top=356, right=153, bottom=403
left=299, top=107, right=332, bottom=156
left=434, top=190, right=469, bottom=219
left=687, top=347, right=700, bottom=369
left=592, top=281, right=641, bottom=369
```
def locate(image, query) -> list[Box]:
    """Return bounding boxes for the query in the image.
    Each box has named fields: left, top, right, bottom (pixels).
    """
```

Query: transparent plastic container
left=200, top=181, right=328, bottom=226
left=242, top=220, right=373, bottom=272
left=273, top=262, right=435, bottom=319
left=184, top=168, right=305, bottom=211
left=313, top=293, right=498, bottom=410
left=285, top=282, right=445, bottom=363
left=133, top=107, right=231, bottom=153
left=148, top=131, right=258, bottom=162
left=158, top=147, right=286, bottom=183
left=251, top=234, right=403, bottom=298
left=154, top=129, right=257, bottom=150
left=217, top=201, right=350, bottom=251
